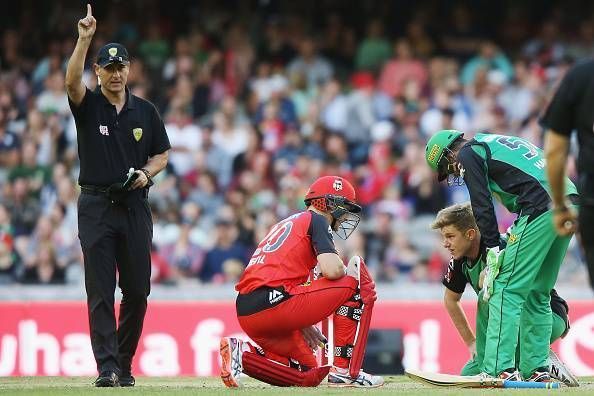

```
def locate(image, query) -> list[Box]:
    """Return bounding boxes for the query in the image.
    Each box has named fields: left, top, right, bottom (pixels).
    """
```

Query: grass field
left=0, top=376, right=593, bottom=395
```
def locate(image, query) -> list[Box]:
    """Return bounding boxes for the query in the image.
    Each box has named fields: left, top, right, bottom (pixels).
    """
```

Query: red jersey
left=236, top=210, right=337, bottom=294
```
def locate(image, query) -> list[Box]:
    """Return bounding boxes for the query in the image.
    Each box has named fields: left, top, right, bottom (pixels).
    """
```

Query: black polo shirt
left=540, top=59, right=594, bottom=175
left=68, top=86, right=170, bottom=186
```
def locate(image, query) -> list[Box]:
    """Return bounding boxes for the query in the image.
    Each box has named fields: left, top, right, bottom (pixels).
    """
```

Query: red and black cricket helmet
left=304, top=176, right=361, bottom=239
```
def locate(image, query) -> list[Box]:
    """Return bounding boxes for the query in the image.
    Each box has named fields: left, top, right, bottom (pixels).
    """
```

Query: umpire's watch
left=140, top=168, right=154, bottom=187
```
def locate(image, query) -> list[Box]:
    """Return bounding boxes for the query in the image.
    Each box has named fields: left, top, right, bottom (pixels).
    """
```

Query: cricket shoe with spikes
left=478, top=368, right=521, bottom=385
left=526, top=368, right=552, bottom=383
left=220, top=337, right=244, bottom=388
left=328, top=367, right=384, bottom=387
left=498, top=369, right=522, bottom=381
left=549, top=348, right=579, bottom=387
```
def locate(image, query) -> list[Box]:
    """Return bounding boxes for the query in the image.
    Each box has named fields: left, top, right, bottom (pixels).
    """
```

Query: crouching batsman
left=219, top=176, right=383, bottom=388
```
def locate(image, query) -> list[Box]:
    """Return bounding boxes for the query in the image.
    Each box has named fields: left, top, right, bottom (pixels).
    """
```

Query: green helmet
left=425, top=130, right=464, bottom=181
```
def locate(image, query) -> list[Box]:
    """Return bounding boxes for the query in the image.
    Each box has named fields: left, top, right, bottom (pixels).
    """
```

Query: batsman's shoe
left=527, top=370, right=552, bottom=382
left=549, top=348, right=579, bottom=387
left=328, top=367, right=384, bottom=387
left=498, top=369, right=522, bottom=381
left=479, top=369, right=521, bottom=383
left=482, top=246, right=504, bottom=301
left=220, top=337, right=243, bottom=388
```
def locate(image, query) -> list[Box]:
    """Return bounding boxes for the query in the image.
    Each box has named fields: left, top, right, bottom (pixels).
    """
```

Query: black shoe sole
left=94, top=381, right=120, bottom=387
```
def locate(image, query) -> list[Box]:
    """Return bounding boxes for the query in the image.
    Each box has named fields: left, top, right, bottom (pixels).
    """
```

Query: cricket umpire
left=542, top=59, right=594, bottom=291
left=65, top=4, right=170, bottom=387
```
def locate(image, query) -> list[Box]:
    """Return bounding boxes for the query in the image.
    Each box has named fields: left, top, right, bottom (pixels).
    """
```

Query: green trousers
left=461, top=292, right=568, bottom=378
left=479, top=210, right=571, bottom=377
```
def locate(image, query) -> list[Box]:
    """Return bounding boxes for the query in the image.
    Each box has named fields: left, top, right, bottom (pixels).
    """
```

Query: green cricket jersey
left=457, top=133, right=578, bottom=248
left=441, top=240, right=570, bottom=327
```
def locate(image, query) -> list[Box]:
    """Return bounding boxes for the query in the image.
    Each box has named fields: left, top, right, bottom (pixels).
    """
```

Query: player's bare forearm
left=444, top=290, right=475, bottom=346
left=544, top=131, right=570, bottom=209
left=142, top=150, right=169, bottom=178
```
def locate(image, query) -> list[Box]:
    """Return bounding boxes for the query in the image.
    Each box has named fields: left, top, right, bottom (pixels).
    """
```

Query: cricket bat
left=405, top=370, right=560, bottom=389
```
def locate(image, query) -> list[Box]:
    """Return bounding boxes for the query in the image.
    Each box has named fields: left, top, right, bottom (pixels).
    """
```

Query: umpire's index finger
left=87, top=3, right=92, bottom=17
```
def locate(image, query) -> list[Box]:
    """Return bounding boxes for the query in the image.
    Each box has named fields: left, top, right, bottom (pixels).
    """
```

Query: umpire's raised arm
left=65, top=4, right=96, bottom=105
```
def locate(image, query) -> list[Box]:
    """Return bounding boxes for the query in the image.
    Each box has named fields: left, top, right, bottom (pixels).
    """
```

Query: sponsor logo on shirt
left=268, top=289, right=284, bottom=304
left=444, top=259, right=454, bottom=283
left=508, top=233, right=518, bottom=244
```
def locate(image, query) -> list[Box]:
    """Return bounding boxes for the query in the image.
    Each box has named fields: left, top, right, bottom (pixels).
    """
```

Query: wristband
left=553, top=206, right=569, bottom=213
left=140, top=168, right=154, bottom=186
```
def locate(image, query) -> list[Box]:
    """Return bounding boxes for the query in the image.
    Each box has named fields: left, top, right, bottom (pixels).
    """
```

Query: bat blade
left=405, top=370, right=503, bottom=388
left=406, top=370, right=562, bottom=389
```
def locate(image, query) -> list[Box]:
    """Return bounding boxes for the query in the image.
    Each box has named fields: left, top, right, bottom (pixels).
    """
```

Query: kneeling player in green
left=431, top=203, right=578, bottom=387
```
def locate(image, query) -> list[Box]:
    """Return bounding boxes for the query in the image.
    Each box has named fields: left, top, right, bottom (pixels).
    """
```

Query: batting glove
left=482, top=246, right=504, bottom=301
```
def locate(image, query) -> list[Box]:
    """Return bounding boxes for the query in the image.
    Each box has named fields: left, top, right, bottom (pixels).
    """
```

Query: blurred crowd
left=0, top=0, right=590, bottom=286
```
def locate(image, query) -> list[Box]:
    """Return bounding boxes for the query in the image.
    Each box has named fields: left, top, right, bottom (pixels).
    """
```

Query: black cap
left=96, top=43, right=130, bottom=67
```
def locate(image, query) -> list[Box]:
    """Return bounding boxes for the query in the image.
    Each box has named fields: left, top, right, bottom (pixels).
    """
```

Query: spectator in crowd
left=165, top=104, right=202, bottom=177
left=9, top=141, right=51, bottom=197
left=378, top=38, right=428, bottom=98
left=355, top=19, right=392, bottom=72
left=36, top=70, right=71, bottom=117
left=160, top=219, right=204, bottom=279
left=199, top=217, right=249, bottom=283
left=21, top=242, right=65, bottom=284
left=287, top=36, right=334, bottom=91
left=440, top=5, right=485, bottom=61
left=460, top=41, right=514, bottom=87
left=0, top=107, right=20, bottom=181
left=0, top=204, right=18, bottom=283
left=5, top=177, right=41, bottom=237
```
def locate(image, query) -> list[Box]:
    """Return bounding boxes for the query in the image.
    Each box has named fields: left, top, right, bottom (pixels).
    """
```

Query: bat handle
left=503, top=380, right=560, bottom=389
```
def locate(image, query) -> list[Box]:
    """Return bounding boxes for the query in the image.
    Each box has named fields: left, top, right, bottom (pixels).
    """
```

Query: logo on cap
left=133, top=128, right=143, bottom=141
left=333, top=179, right=343, bottom=191
left=108, top=47, right=118, bottom=56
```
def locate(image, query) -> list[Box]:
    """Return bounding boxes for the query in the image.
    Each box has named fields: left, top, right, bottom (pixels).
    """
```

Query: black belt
left=80, top=185, right=109, bottom=195
left=80, top=184, right=149, bottom=200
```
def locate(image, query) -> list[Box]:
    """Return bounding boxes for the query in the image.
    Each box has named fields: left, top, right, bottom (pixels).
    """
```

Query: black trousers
left=78, top=190, right=152, bottom=375
left=579, top=173, right=594, bottom=290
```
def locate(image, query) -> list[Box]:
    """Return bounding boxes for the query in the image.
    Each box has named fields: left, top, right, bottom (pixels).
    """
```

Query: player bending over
left=431, top=203, right=578, bottom=387
left=219, top=176, right=383, bottom=388
left=425, top=130, right=578, bottom=381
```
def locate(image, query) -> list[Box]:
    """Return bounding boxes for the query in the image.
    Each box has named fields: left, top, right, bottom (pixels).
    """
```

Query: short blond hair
left=431, top=202, right=477, bottom=232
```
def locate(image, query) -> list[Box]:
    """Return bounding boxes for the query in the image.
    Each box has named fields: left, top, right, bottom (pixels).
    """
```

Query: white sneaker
left=220, top=337, right=243, bottom=387
left=328, top=367, right=384, bottom=387
left=549, top=348, right=579, bottom=387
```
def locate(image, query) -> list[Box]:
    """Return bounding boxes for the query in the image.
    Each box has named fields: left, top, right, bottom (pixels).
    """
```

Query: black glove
left=106, top=182, right=127, bottom=203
